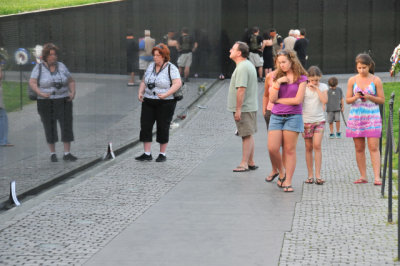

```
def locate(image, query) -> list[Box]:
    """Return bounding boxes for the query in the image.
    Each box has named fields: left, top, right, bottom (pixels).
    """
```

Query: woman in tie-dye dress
left=346, top=54, right=385, bottom=185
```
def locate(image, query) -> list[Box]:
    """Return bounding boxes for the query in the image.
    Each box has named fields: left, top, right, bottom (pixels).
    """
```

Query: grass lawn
left=2, top=81, right=34, bottom=112
left=0, top=0, right=117, bottom=15
left=382, top=82, right=400, bottom=170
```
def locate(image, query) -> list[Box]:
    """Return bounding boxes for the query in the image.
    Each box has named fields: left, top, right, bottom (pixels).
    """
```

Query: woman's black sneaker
left=63, top=153, right=78, bottom=161
left=155, top=154, right=166, bottom=162
left=50, top=154, right=58, bottom=162
left=135, top=153, right=152, bottom=161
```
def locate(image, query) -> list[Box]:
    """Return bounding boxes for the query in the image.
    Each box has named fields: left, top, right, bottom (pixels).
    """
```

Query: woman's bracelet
left=273, top=87, right=280, bottom=90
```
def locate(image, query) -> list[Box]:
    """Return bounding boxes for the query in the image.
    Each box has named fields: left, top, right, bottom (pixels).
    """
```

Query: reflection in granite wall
left=0, top=0, right=399, bottom=75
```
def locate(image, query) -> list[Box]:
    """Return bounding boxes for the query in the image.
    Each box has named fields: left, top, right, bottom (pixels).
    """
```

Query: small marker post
left=9, top=181, right=21, bottom=206
left=103, top=142, right=116, bottom=160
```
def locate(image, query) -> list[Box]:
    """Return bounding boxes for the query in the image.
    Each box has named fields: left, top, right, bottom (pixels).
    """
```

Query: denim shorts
left=269, top=114, right=304, bottom=133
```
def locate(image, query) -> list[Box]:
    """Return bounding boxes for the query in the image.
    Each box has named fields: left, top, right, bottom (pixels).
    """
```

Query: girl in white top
left=302, top=66, right=328, bottom=185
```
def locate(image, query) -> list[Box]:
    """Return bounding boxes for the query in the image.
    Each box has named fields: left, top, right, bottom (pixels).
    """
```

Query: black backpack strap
left=37, top=63, right=42, bottom=87
left=168, top=63, right=172, bottom=86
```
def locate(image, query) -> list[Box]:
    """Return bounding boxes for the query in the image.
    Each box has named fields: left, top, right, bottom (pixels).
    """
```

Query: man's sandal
left=305, top=178, right=314, bottom=184
left=315, top=178, right=325, bottom=185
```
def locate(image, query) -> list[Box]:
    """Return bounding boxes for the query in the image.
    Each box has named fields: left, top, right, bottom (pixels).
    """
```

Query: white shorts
left=139, top=59, right=152, bottom=70
left=177, top=52, right=192, bottom=68
left=248, top=52, right=263, bottom=67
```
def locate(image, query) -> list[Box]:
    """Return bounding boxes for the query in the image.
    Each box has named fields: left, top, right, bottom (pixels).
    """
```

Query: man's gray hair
left=235, top=41, right=249, bottom=58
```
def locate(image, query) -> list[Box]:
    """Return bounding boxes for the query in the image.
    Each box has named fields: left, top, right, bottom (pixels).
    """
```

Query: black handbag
left=168, top=63, right=185, bottom=101
left=27, top=63, right=42, bottom=100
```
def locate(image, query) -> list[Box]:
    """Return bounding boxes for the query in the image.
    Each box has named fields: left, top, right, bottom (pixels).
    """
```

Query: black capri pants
left=37, top=97, right=74, bottom=144
left=139, top=98, right=177, bottom=144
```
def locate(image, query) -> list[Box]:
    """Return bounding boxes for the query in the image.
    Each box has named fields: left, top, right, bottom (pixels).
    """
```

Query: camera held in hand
left=53, top=81, right=63, bottom=90
left=147, top=83, right=156, bottom=90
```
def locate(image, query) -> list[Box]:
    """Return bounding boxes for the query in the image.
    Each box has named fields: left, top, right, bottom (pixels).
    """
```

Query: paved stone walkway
left=0, top=73, right=398, bottom=265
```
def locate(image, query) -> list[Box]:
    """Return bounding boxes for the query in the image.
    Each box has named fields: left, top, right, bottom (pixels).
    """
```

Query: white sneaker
left=170, top=122, right=179, bottom=129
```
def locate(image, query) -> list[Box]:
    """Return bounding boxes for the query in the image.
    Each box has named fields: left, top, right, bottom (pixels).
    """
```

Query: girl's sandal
left=315, top=178, right=325, bottom=185
left=283, top=185, right=294, bottom=192
left=305, top=178, right=314, bottom=184
left=277, top=175, right=286, bottom=188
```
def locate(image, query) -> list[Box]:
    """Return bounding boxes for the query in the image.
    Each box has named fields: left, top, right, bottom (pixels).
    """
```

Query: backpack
left=180, top=35, right=192, bottom=51
left=249, top=34, right=260, bottom=51
left=168, top=63, right=185, bottom=101
left=27, top=63, right=42, bottom=100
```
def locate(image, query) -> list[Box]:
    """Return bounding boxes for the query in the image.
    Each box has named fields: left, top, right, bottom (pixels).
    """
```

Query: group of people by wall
left=126, top=28, right=201, bottom=86
left=0, top=27, right=385, bottom=193
left=243, top=27, right=309, bottom=82
left=228, top=40, right=384, bottom=193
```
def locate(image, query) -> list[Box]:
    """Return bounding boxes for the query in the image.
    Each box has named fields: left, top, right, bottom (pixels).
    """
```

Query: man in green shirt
left=227, top=41, right=258, bottom=172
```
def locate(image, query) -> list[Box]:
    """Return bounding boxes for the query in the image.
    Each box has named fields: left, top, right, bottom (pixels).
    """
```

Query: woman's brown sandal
left=305, top=178, right=314, bottom=184
left=315, top=178, right=325, bottom=185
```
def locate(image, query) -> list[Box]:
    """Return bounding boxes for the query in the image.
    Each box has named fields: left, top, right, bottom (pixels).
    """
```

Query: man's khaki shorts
left=177, top=52, right=192, bottom=67
left=248, top=52, right=263, bottom=67
left=234, top=111, right=257, bottom=137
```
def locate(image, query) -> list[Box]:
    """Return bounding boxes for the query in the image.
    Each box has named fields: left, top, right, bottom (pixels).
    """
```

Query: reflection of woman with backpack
left=29, top=43, right=77, bottom=162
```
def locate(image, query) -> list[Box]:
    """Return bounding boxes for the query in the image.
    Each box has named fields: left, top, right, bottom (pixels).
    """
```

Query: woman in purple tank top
left=267, top=50, right=308, bottom=192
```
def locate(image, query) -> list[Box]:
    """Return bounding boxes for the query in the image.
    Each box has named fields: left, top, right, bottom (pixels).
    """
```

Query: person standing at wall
left=136, top=44, right=182, bottom=162
left=270, top=29, right=283, bottom=56
left=139, top=30, right=155, bottom=79
left=346, top=54, right=384, bottom=185
left=262, top=31, right=274, bottom=77
left=283, top=29, right=297, bottom=51
left=163, top=30, right=179, bottom=66
left=227, top=41, right=259, bottom=172
left=177, top=27, right=198, bottom=82
left=247, top=27, right=264, bottom=82
left=126, top=30, right=139, bottom=86
left=0, top=65, right=13, bottom=147
left=294, top=29, right=309, bottom=68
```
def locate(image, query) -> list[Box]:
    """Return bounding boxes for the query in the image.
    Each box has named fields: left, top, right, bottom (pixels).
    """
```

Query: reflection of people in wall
left=177, top=27, right=198, bottom=82
left=193, top=29, right=211, bottom=77
left=126, top=30, right=139, bottom=86
left=163, top=30, right=179, bottom=66
left=0, top=65, right=13, bottom=147
left=29, top=43, right=77, bottom=162
left=139, top=30, right=155, bottom=79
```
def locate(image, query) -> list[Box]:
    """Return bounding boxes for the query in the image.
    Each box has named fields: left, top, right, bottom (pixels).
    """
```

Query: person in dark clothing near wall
left=294, top=28, right=309, bottom=68
left=177, top=27, right=198, bottom=82
left=126, top=30, right=139, bottom=86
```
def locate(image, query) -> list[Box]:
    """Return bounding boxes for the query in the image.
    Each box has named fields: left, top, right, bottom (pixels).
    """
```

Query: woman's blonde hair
left=273, top=49, right=307, bottom=82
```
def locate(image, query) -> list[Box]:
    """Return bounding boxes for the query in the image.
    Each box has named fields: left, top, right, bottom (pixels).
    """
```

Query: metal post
left=19, top=65, right=23, bottom=110
left=397, top=108, right=400, bottom=259
left=388, top=93, right=394, bottom=223
left=381, top=122, right=390, bottom=197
